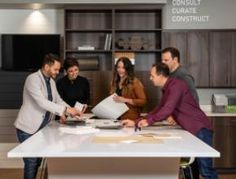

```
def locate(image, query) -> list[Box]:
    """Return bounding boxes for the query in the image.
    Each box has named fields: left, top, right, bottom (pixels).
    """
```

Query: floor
left=0, top=168, right=48, bottom=179
left=0, top=169, right=235, bottom=179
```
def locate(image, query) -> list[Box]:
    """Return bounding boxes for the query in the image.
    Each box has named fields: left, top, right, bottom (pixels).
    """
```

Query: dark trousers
left=183, top=128, right=218, bottom=179
left=16, top=129, right=42, bottom=179
left=16, top=118, right=49, bottom=179
left=196, top=128, right=218, bottom=179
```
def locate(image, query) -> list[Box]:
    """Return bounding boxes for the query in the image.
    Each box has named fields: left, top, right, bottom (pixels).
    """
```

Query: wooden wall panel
left=187, top=31, right=209, bottom=87
left=162, top=31, right=187, bottom=66
left=231, top=32, right=236, bottom=86
left=209, top=31, right=232, bottom=87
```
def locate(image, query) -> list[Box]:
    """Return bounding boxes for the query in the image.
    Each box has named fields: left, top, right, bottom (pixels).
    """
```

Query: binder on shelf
left=104, top=33, right=109, bottom=50
left=107, top=34, right=112, bottom=50
left=114, top=52, right=135, bottom=65
left=104, top=33, right=112, bottom=50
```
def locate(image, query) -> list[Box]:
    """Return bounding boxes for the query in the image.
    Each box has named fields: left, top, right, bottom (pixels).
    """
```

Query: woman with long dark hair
left=110, top=57, right=147, bottom=120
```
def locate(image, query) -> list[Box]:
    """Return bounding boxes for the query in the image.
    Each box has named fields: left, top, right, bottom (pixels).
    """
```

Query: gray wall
left=163, top=0, right=236, bottom=29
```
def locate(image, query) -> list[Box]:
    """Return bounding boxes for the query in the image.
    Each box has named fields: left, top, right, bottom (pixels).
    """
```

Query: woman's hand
left=121, top=119, right=135, bottom=127
left=113, top=95, right=127, bottom=103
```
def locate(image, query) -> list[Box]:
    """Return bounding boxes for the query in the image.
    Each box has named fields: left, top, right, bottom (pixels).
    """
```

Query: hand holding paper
left=91, top=93, right=129, bottom=119
left=113, top=95, right=126, bottom=103
left=74, top=102, right=87, bottom=113
left=73, top=102, right=88, bottom=119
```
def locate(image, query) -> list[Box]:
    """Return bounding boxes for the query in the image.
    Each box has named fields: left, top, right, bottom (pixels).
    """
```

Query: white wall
left=163, top=0, right=236, bottom=29
left=0, top=9, right=64, bottom=67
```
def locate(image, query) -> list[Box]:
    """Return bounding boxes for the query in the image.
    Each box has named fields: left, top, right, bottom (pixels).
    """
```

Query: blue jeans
left=16, top=118, right=49, bottom=179
left=196, top=128, right=218, bottom=179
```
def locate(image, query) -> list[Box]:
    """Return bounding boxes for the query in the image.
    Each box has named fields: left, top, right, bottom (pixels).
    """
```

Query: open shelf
left=64, top=8, right=162, bottom=71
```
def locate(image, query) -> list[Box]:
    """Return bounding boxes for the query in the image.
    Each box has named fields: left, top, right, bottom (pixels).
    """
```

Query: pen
left=134, top=124, right=141, bottom=132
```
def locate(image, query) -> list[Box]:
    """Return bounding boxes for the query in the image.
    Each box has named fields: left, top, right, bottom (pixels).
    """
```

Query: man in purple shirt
left=122, top=62, right=218, bottom=179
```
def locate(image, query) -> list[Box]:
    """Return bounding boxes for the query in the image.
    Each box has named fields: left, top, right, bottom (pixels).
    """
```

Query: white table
left=8, top=121, right=220, bottom=179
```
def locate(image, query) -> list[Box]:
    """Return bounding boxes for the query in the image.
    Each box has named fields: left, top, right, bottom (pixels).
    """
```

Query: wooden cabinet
left=64, top=6, right=162, bottom=110
left=209, top=31, right=233, bottom=87
left=163, top=30, right=236, bottom=87
left=210, top=117, right=236, bottom=170
left=187, top=31, right=209, bottom=87
left=162, top=31, right=187, bottom=65
left=163, top=31, right=208, bottom=87
left=232, top=33, right=236, bottom=87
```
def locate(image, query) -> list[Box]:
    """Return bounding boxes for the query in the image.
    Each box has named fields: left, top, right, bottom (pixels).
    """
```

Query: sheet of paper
left=59, top=126, right=100, bottom=135
left=74, top=101, right=85, bottom=111
left=91, top=93, right=129, bottom=119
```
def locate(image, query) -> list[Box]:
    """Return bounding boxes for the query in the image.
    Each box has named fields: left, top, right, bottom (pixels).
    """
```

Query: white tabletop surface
left=8, top=121, right=220, bottom=158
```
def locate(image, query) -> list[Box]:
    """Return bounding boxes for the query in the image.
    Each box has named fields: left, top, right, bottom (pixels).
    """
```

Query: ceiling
left=0, top=0, right=167, bottom=9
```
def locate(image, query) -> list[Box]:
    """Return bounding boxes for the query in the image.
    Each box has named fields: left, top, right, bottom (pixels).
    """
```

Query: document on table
left=91, top=93, right=129, bottom=119
left=59, top=126, right=100, bottom=135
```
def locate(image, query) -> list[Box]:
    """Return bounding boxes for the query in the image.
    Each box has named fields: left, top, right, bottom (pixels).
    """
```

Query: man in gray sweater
left=161, top=47, right=199, bottom=103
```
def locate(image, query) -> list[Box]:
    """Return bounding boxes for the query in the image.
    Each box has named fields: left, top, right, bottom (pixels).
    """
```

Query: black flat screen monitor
left=1, top=34, right=60, bottom=71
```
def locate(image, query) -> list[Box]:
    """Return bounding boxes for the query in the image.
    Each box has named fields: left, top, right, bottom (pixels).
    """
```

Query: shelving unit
left=64, top=8, right=162, bottom=72
left=64, top=6, right=162, bottom=110
left=65, top=9, right=113, bottom=71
